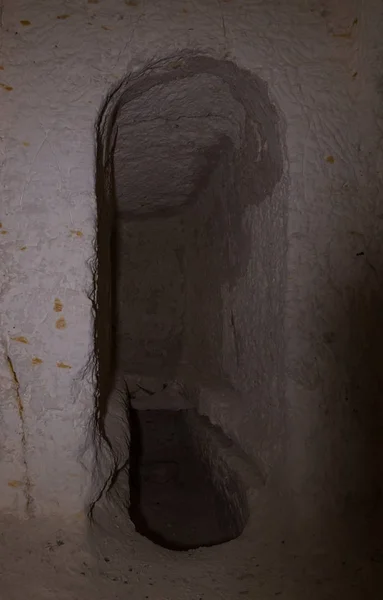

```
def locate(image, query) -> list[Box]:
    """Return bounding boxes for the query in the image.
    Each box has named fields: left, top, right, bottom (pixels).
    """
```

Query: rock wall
left=0, top=0, right=381, bottom=531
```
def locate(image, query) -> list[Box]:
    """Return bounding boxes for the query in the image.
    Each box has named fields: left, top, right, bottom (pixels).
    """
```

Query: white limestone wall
left=1, top=0, right=381, bottom=524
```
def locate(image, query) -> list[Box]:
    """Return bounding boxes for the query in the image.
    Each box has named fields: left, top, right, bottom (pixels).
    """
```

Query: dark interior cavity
left=129, top=405, right=245, bottom=550
left=92, top=53, right=284, bottom=547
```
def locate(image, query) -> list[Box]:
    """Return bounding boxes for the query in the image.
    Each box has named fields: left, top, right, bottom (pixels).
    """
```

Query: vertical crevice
left=6, top=354, right=34, bottom=517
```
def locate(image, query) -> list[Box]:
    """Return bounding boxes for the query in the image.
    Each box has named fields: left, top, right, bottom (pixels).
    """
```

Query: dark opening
left=129, top=405, right=243, bottom=550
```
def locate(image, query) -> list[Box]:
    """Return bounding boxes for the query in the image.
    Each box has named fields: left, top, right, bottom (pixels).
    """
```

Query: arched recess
left=89, top=52, right=286, bottom=535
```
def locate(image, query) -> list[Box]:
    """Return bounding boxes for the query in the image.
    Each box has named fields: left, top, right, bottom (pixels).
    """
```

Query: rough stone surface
left=0, top=511, right=380, bottom=599
left=116, top=215, right=185, bottom=376
left=113, top=55, right=285, bottom=488
left=114, top=74, right=243, bottom=216
left=0, top=0, right=382, bottom=554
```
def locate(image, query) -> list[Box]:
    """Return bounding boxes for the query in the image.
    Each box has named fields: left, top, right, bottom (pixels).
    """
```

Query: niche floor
left=0, top=503, right=378, bottom=600
left=129, top=408, right=240, bottom=550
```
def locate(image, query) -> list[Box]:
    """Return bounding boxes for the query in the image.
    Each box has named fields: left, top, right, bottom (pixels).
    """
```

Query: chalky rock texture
left=0, top=0, right=382, bottom=539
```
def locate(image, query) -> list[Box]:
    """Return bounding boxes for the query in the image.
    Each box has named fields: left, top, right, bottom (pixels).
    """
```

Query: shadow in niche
left=127, top=401, right=247, bottom=551
left=85, top=74, right=125, bottom=515
left=340, top=283, right=383, bottom=550
left=88, top=51, right=284, bottom=545
left=126, top=407, right=144, bottom=535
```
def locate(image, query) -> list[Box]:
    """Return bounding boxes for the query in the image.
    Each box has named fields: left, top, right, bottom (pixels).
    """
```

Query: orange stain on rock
left=20, top=20, right=31, bottom=26
left=55, top=317, right=67, bottom=330
left=22, top=141, right=30, bottom=147
left=31, top=357, right=43, bottom=365
left=333, top=17, right=358, bottom=39
left=0, top=83, right=13, bottom=91
left=8, top=480, right=23, bottom=488
left=333, top=31, right=352, bottom=39
left=0, top=65, right=4, bottom=70
left=57, top=14, right=70, bottom=19
left=70, top=229, right=83, bottom=237
left=54, top=298, right=63, bottom=312
left=11, top=336, right=29, bottom=344
left=20, top=246, right=27, bottom=251
left=325, top=155, right=335, bottom=164
left=57, top=361, right=71, bottom=369
left=1, top=230, right=8, bottom=234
